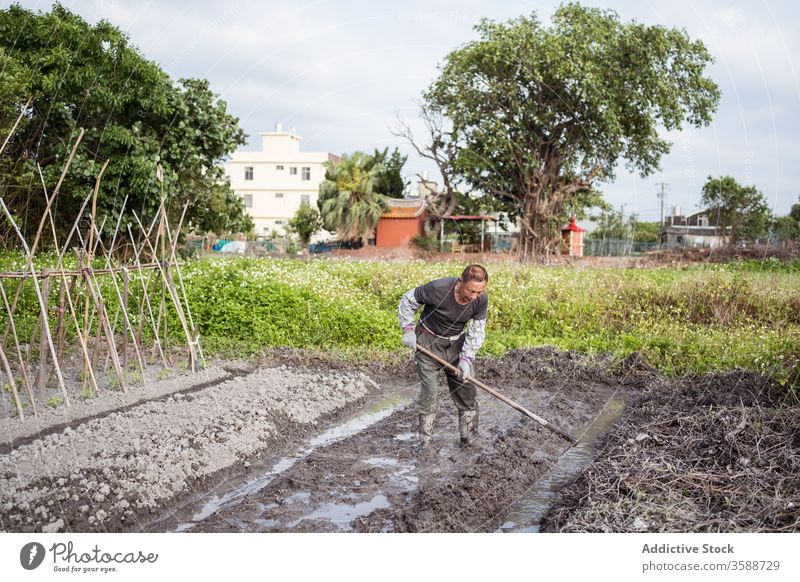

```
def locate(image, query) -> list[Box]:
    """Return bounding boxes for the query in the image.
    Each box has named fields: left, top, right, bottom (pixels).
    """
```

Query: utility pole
left=656, top=182, right=668, bottom=246
left=619, top=203, right=627, bottom=255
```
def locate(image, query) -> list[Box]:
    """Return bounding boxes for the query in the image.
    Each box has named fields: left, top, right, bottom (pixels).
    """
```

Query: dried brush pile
left=544, top=370, right=800, bottom=532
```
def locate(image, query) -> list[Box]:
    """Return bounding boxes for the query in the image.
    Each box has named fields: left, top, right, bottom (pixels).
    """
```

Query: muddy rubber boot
left=417, top=413, right=436, bottom=451
left=458, top=410, right=479, bottom=448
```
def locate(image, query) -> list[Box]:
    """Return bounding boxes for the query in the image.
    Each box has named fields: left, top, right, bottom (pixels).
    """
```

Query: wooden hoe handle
left=415, top=344, right=577, bottom=445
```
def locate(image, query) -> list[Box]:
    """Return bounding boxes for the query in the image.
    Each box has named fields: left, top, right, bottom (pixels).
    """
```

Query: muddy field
left=1, top=347, right=796, bottom=533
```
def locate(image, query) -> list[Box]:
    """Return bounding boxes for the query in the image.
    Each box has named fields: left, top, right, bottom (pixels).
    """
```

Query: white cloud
left=8, top=0, right=800, bottom=217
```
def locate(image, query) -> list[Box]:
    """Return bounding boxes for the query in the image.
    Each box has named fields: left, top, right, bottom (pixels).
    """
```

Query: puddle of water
left=286, top=491, right=311, bottom=503
left=496, top=397, right=625, bottom=533
left=394, top=432, right=416, bottom=441
left=364, top=457, right=399, bottom=467
left=286, top=494, right=390, bottom=530
left=157, top=390, right=414, bottom=532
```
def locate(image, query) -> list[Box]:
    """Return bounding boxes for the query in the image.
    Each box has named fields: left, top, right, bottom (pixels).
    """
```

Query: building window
left=275, top=220, right=284, bottom=225
left=289, top=167, right=297, bottom=175
left=244, top=166, right=253, bottom=180
left=300, top=194, right=310, bottom=206
left=301, top=167, right=311, bottom=181
left=275, top=192, right=284, bottom=198
left=699, top=215, right=708, bottom=227
left=276, top=165, right=284, bottom=171
left=243, top=194, right=253, bottom=208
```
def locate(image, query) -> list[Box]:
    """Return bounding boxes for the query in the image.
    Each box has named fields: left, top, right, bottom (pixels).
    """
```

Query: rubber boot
left=418, top=413, right=436, bottom=450
left=458, top=409, right=479, bottom=448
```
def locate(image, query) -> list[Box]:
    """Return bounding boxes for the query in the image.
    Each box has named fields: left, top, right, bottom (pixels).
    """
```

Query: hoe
left=415, top=344, right=577, bottom=445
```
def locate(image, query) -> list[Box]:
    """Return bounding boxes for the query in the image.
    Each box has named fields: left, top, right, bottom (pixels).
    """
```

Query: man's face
left=457, top=280, right=486, bottom=303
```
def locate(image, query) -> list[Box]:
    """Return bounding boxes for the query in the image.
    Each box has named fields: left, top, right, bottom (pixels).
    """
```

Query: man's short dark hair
left=460, top=264, right=488, bottom=284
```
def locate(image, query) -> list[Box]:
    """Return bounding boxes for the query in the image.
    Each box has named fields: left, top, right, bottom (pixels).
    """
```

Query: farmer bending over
left=398, top=264, right=489, bottom=448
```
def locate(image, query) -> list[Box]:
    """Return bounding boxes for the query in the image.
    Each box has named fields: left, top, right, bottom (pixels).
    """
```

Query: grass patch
left=2, top=253, right=798, bottom=386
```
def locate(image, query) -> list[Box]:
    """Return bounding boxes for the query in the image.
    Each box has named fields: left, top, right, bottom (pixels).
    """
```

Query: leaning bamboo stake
left=0, top=97, right=32, bottom=157
left=81, top=159, right=109, bottom=387
left=121, top=270, right=129, bottom=370
left=0, top=282, right=36, bottom=419
left=29, top=129, right=85, bottom=259
left=164, top=204, right=205, bottom=368
left=36, top=268, right=50, bottom=402
left=92, top=207, right=146, bottom=386
left=132, top=210, right=197, bottom=370
left=0, top=279, right=24, bottom=349
left=0, top=199, right=70, bottom=407
left=127, top=226, right=167, bottom=367
left=43, top=213, right=99, bottom=398
left=84, top=275, right=126, bottom=392
left=90, top=298, right=105, bottom=380
left=74, top=227, right=126, bottom=392
left=38, top=170, right=99, bottom=398
left=54, top=277, right=67, bottom=359
left=101, top=307, right=120, bottom=375
left=0, top=343, right=25, bottom=421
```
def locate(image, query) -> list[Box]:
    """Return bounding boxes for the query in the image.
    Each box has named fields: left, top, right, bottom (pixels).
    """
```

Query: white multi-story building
left=225, top=125, right=338, bottom=239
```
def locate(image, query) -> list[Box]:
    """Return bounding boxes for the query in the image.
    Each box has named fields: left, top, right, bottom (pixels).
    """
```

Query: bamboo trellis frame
left=0, top=127, right=203, bottom=422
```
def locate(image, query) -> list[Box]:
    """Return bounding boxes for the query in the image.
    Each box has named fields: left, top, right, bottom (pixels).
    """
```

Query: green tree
left=417, top=4, right=720, bottom=259
left=768, top=195, right=799, bottom=245
left=287, top=204, right=323, bottom=252
left=700, top=176, right=772, bottom=245
left=791, top=195, right=800, bottom=223
left=630, top=220, right=661, bottom=244
left=372, top=147, right=408, bottom=198
left=772, top=215, right=799, bottom=244
left=318, top=151, right=389, bottom=243
left=0, top=4, right=248, bottom=247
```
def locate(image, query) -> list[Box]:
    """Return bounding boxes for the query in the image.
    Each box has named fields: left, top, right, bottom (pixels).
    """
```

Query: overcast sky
left=7, top=0, right=800, bottom=221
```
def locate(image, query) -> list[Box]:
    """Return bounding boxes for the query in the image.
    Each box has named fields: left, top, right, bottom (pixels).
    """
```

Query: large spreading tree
left=0, top=4, right=252, bottom=248
left=411, top=3, right=720, bottom=259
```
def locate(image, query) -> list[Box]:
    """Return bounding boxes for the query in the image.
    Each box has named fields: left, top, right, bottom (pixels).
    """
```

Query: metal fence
left=584, top=239, right=660, bottom=256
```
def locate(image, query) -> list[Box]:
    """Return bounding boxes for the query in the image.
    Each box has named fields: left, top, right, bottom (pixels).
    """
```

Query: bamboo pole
left=0, top=343, right=24, bottom=421
left=0, top=97, right=32, bottom=156
left=121, top=273, right=129, bottom=371
left=28, top=129, right=85, bottom=259
left=164, top=204, right=205, bottom=368
left=81, top=159, right=109, bottom=388
left=0, top=199, right=70, bottom=407
left=54, top=277, right=67, bottom=359
left=73, top=227, right=126, bottom=393
left=37, top=178, right=99, bottom=398
left=0, top=128, right=84, bottom=351
left=36, top=268, right=50, bottom=402
left=132, top=211, right=197, bottom=369
left=0, top=282, right=36, bottom=419
left=91, top=214, right=146, bottom=386
left=38, top=167, right=99, bottom=398
left=0, top=263, right=167, bottom=279
left=127, top=226, right=167, bottom=368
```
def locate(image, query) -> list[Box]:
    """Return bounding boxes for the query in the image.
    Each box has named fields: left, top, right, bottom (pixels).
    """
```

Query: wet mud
left=6, top=346, right=790, bottom=533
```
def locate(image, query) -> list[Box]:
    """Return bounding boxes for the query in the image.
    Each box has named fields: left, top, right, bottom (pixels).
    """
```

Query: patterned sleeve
left=460, top=318, right=486, bottom=361
left=398, top=288, right=421, bottom=331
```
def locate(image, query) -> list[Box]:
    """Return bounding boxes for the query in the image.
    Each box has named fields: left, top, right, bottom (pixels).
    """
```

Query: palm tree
left=318, top=151, right=389, bottom=243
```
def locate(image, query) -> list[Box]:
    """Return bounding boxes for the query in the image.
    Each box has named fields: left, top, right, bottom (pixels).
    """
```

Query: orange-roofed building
left=376, top=198, right=427, bottom=247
